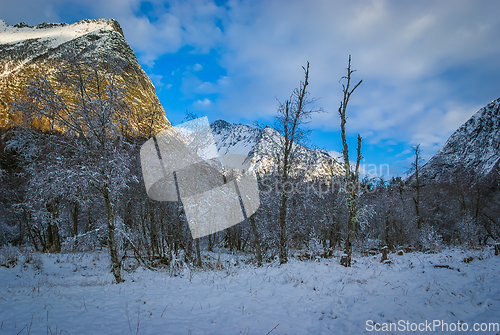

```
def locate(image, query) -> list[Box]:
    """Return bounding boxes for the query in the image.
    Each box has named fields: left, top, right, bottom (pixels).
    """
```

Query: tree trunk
left=250, top=215, right=262, bottom=266
left=279, top=191, right=288, bottom=264
left=343, top=192, right=356, bottom=267
left=412, top=144, right=423, bottom=230
left=381, top=246, right=389, bottom=262
left=46, top=222, right=61, bottom=253
left=208, top=234, right=214, bottom=252
left=195, top=238, right=202, bottom=267
left=103, top=189, right=124, bottom=283
left=72, top=201, right=80, bottom=237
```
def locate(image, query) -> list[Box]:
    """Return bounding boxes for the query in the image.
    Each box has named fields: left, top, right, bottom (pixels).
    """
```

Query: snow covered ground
left=0, top=247, right=499, bottom=334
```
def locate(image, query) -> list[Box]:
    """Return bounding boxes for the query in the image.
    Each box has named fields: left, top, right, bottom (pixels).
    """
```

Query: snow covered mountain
left=211, top=120, right=344, bottom=178
left=418, top=97, right=500, bottom=184
left=0, top=19, right=169, bottom=134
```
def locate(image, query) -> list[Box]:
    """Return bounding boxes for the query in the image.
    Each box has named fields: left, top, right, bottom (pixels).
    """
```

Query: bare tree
left=337, top=55, right=363, bottom=267
left=274, top=62, right=320, bottom=264
left=408, top=144, right=424, bottom=230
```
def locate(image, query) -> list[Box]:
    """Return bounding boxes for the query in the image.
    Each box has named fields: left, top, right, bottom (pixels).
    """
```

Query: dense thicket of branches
left=2, top=129, right=498, bottom=262
left=273, top=62, right=320, bottom=264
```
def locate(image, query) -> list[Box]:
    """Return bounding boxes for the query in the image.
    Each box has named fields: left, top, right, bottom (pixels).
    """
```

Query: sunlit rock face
left=0, top=18, right=169, bottom=135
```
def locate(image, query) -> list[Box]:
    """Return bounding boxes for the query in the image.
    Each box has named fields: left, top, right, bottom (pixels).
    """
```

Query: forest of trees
left=1, top=55, right=499, bottom=282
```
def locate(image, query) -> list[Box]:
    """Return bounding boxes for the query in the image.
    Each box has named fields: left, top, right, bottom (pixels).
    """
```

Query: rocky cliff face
left=418, top=97, right=500, bottom=184
left=0, top=18, right=169, bottom=135
left=211, top=120, right=344, bottom=179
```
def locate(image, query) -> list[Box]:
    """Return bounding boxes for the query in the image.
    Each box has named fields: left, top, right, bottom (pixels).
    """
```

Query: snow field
left=0, top=248, right=499, bottom=334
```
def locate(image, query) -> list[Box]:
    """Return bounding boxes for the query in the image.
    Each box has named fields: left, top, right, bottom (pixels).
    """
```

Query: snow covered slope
left=211, top=120, right=344, bottom=178
left=0, top=19, right=169, bottom=134
left=418, top=98, right=500, bottom=184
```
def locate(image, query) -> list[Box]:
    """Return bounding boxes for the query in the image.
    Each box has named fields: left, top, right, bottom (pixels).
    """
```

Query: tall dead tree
left=338, top=55, right=362, bottom=267
left=275, top=62, right=319, bottom=264
left=409, top=144, right=424, bottom=229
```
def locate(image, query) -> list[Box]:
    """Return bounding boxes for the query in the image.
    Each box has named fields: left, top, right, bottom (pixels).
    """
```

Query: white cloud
left=396, top=149, right=411, bottom=158
left=180, top=73, right=230, bottom=97
left=125, top=0, right=225, bottom=66
left=209, top=0, right=500, bottom=157
left=148, top=73, right=164, bottom=89
left=196, top=98, right=212, bottom=106
left=0, top=0, right=63, bottom=26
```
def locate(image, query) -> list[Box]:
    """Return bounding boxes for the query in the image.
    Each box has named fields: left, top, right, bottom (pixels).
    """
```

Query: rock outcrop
left=0, top=18, right=169, bottom=135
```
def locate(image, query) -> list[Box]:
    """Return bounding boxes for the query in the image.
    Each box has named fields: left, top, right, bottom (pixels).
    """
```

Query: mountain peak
left=210, top=119, right=232, bottom=131
left=209, top=120, right=343, bottom=178
left=418, top=97, right=500, bottom=184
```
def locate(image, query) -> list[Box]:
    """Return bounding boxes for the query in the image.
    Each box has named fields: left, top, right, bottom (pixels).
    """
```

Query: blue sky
left=2, top=0, right=500, bottom=178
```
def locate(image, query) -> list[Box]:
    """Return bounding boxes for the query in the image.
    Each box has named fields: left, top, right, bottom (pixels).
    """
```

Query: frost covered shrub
left=294, top=231, right=324, bottom=260
left=61, top=227, right=107, bottom=252
left=122, top=257, right=139, bottom=272
left=356, top=238, right=380, bottom=253
left=169, top=251, right=186, bottom=276
left=419, top=225, right=443, bottom=252
left=0, top=246, right=43, bottom=270
left=353, top=205, right=380, bottom=251
left=23, top=251, right=43, bottom=271
left=0, top=245, right=20, bottom=268
left=306, top=233, right=324, bottom=258
left=0, top=221, right=16, bottom=246
left=456, top=214, right=483, bottom=247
